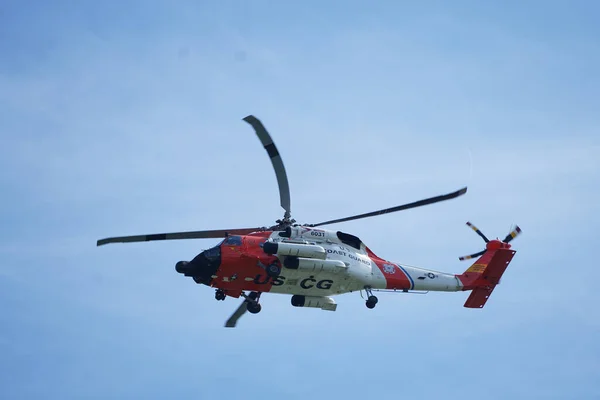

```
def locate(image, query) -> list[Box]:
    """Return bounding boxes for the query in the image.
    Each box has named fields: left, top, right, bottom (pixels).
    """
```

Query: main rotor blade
left=225, top=300, right=249, bottom=328
left=225, top=291, right=259, bottom=328
left=243, top=115, right=291, bottom=218
left=97, top=227, right=265, bottom=246
left=308, top=187, right=467, bottom=227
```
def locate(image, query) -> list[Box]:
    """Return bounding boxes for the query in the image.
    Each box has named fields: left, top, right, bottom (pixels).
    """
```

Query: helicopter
left=97, top=115, right=521, bottom=327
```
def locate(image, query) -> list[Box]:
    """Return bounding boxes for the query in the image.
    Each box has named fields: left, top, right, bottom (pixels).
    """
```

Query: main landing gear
left=241, top=291, right=262, bottom=314
left=216, top=289, right=262, bottom=311
left=364, top=287, right=378, bottom=309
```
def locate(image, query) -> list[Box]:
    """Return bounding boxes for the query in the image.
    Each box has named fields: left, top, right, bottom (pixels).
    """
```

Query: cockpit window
left=224, top=235, right=242, bottom=246
left=204, top=245, right=221, bottom=260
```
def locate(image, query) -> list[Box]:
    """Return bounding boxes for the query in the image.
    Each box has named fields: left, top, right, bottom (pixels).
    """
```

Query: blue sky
left=1, top=1, right=599, bottom=398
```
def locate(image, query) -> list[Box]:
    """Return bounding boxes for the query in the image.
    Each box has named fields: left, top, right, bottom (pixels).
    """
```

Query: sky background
left=1, top=1, right=599, bottom=398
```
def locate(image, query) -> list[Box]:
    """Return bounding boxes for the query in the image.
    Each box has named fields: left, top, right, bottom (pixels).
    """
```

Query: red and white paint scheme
left=98, top=115, right=521, bottom=327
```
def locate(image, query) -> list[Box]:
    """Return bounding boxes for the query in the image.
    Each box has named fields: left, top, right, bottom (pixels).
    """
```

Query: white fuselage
left=263, top=227, right=463, bottom=297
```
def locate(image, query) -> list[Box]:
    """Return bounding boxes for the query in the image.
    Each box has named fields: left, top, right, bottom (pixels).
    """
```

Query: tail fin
left=456, top=241, right=517, bottom=308
left=455, top=222, right=521, bottom=308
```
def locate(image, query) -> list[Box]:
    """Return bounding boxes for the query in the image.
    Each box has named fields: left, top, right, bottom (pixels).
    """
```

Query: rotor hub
left=486, top=240, right=506, bottom=251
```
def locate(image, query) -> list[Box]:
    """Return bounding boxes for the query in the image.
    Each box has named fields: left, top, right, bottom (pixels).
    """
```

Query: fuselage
left=176, top=226, right=463, bottom=298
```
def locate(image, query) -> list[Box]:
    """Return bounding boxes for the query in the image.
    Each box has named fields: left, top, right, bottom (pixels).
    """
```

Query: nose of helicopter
left=175, top=245, right=222, bottom=284
left=175, top=259, right=208, bottom=276
left=175, top=261, right=189, bottom=273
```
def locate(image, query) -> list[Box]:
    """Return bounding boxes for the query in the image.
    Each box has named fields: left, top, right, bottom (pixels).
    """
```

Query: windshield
left=203, top=244, right=221, bottom=261
left=224, top=235, right=242, bottom=246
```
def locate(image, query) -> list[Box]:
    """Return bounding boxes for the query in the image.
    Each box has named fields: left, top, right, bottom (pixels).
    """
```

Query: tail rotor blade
left=459, top=223, right=522, bottom=261
left=243, top=115, right=292, bottom=219
left=503, top=226, right=522, bottom=243
left=466, top=221, right=489, bottom=243
left=458, top=250, right=486, bottom=261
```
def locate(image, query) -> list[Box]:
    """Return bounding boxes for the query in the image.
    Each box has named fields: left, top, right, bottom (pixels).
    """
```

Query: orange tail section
left=456, top=241, right=517, bottom=308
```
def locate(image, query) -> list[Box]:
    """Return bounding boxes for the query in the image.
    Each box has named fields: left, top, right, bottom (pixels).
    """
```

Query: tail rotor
left=458, top=222, right=522, bottom=261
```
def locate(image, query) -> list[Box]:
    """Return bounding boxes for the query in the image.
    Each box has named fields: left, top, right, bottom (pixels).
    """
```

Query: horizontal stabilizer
left=464, top=286, right=496, bottom=308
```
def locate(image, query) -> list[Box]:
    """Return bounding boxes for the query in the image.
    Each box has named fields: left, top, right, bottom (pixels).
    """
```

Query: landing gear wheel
left=266, top=263, right=281, bottom=278
left=215, top=289, right=226, bottom=301
left=241, top=291, right=262, bottom=314
left=366, top=295, right=378, bottom=309
left=247, top=302, right=262, bottom=314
